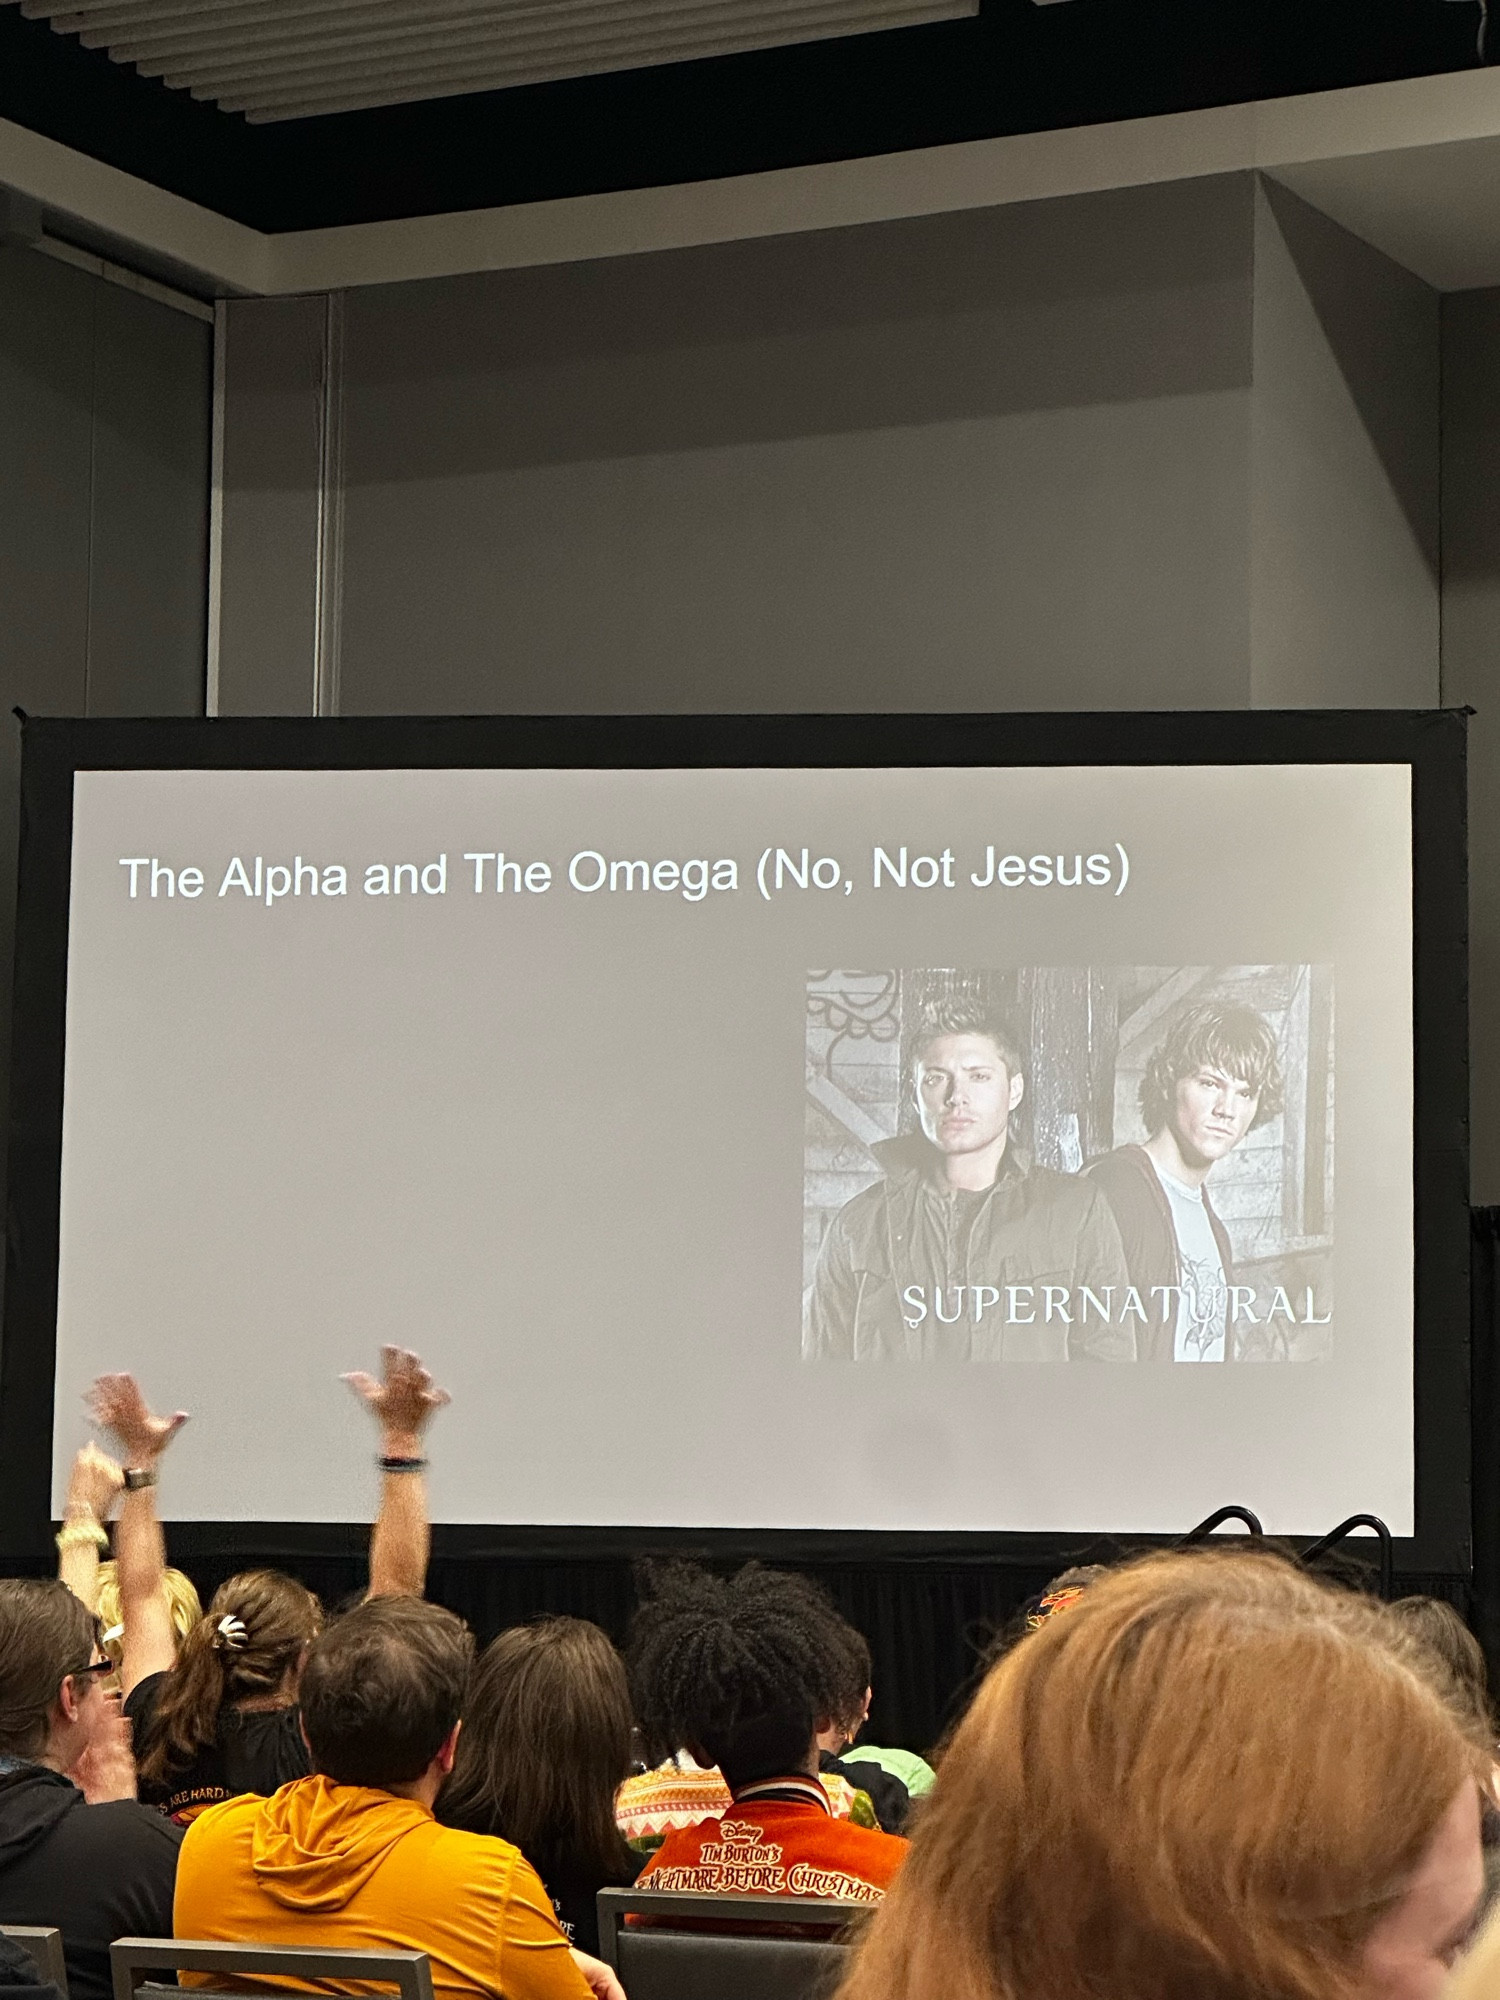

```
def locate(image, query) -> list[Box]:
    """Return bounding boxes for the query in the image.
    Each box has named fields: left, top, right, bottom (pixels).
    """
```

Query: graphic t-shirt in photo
left=1150, top=1162, right=1228, bottom=1363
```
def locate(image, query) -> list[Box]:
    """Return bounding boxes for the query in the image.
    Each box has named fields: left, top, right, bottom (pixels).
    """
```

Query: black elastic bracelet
left=379, top=1455, right=428, bottom=1473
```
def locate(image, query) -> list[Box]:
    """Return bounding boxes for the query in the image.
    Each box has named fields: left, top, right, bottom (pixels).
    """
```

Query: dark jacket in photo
left=1084, top=1144, right=1236, bottom=1363
left=0, top=1765, right=183, bottom=2000
left=803, top=1135, right=1134, bottom=1362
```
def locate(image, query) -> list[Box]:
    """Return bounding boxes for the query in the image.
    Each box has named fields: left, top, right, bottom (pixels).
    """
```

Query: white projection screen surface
left=50, top=759, right=1414, bottom=1535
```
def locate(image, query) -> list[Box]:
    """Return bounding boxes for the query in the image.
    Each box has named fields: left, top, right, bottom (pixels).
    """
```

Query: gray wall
left=211, top=172, right=1472, bottom=1170
left=1441, top=290, right=1500, bottom=1203
left=0, top=244, right=210, bottom=1232
left=218, top=176, right=1262, bottom=716
left=219, top=171, right=1441, bottom=721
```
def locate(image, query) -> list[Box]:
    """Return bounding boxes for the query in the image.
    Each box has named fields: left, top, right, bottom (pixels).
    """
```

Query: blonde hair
left=94, top=1561, right=202, bottom=1669
left=836, top=1551, right=1487, bottom=2000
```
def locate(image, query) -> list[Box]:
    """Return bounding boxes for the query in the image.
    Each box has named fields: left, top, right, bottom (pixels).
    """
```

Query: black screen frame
left=0, top=707, right=1471, bottom=1577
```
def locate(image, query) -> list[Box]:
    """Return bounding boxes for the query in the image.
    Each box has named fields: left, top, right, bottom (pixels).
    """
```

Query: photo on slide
left=802, top=966, right=1334, bottom=1365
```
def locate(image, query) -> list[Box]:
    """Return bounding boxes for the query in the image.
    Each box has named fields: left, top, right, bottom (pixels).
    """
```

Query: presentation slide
left=50, top=761, right=1411, bottom=1534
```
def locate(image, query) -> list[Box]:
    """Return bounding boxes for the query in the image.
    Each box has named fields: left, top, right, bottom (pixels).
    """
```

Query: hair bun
left=214, top=1614, right=250, bottom=1652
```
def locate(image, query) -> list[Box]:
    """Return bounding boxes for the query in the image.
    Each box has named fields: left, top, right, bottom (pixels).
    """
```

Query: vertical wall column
left=1248, top=180, right=1440, bottom=710
left=215, top=292, right=343, bottom=716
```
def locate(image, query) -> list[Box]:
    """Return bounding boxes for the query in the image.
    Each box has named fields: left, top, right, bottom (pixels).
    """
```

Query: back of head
left=140, top=1569, right=321, bottom=1786
left=1386, top=1596, right=1494, bottom=1738
left=439, top=1616, right=634, bottom=1882
left=300, top=1595, right=474, bottom=1788
left=95, top=1562, right=202, bottom=1669
left=0, top=1578, right=98, bottom=1761
left=836, top=1550, right=1486, bottom=2000
left=627, top=1561, right=863, bottom=1790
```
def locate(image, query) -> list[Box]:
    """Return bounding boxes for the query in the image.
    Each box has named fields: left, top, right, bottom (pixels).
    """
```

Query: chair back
left=595, top=1888, right=866, bottom=2000
left=1, top=1928, right=67, bottom=1993
left=110, top=1939, right=434, bottom=2000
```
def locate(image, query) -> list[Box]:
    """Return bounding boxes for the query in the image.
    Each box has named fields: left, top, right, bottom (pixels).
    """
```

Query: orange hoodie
left=174, top=1776, right=591, bottom=2000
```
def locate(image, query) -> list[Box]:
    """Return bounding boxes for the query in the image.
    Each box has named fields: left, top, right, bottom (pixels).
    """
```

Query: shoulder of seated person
left=69, top=1798, right=185, bottom=1845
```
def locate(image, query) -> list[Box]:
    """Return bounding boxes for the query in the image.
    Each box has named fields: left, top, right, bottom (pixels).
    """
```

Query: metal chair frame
left=110, top=1939, right=434, bottom=2000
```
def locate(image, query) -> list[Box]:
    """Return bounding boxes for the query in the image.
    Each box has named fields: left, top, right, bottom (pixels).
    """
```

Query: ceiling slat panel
left=9, top=0, right=975, bottom=121
left=214, top=1, right=953, bottom=107
left=152, top=0, right=923, bottom=88
left=129, top=0, right=878, bottom=76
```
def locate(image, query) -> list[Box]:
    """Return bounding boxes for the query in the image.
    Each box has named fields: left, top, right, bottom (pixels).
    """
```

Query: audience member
left=89, top=1347, right=446, bottom=1821
left=1390, top=1597, right=1497, bottom=1743
left=55, top=1442, right=124, bottom=1613
left=174, top=1595, right=618, bottom=2000
left=816, top=1623, right=915, bottom=1834
left=0, top=1579, right=181, bottom=2000
left=628, top=1562, right=908, bottom=1903
left=95, top=1560, right=202, bottom=1673
left=835, top=1550, right=1488, bottom=2000
left=438, top=1616, right=644, bottom=1955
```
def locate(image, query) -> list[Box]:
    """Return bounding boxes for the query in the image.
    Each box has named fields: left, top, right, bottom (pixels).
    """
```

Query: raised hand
left=86, top=1373, right=189, bottom=1467
left=342, top=1345, right=451, bottom=1455
left=65, top=1441, right=124, bottom=1521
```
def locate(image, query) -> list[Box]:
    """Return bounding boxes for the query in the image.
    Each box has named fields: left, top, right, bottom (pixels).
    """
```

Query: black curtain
left=1473, top=1208, right=1500, bottom=1677
left=158, top=1528, right=1083, bottom=1754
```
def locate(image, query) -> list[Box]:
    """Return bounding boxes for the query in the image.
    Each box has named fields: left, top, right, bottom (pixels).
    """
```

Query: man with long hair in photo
left=1087, top=1000, right=1283, bottom=1362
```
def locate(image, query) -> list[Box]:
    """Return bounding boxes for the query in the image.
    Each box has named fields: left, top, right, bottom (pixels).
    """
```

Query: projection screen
left=17, top=710, right=1459, bottom=1552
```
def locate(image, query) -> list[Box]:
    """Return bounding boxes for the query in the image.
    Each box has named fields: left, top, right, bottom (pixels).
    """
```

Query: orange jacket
left=174, top=1776, right=591, bottom=2000
left=637, top=1775, right=907, bottom=1905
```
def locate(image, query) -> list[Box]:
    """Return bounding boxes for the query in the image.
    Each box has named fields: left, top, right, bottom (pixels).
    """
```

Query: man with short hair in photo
left=1086, top=1001, right=1283, bottom=1364
left=803, top=1002, right=1132, bottom=1362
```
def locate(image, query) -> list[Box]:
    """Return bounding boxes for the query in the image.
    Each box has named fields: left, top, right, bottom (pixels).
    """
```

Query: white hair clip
left=101, top=1623, right=125, bottom=1645
left=214, top=1614, right=249, bottom=1651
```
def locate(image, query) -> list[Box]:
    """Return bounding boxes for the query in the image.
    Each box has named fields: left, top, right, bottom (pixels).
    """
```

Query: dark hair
left=0, top=1580, right=100, bottom=1760
left=829, top=1621, right=873, bottom=1740
left=627, top=1561, right=864, bottom=1790
left=300, top=1595, right=474, bottom=1786
left=139, top=1569, right=322, bottom=1787
left=910, top=1003, right=1024, bottom=1080
left=1140, top=1001, right=1284, bottom=1134
left=1386, top=1595, right=1494, bottom=1736
left=438, top=1617, right=637, bottom=1887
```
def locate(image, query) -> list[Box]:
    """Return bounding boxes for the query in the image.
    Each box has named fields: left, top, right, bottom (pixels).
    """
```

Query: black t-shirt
left=819, top=1750, right=912, bottom=1835
left=548, top=1852, right=645, bottom=1958
left=0, top=1766, right=182, bottom=2000
left=125, top=1672, right=310, bottom=1821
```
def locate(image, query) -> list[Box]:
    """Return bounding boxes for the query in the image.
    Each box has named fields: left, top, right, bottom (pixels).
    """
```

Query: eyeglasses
left=71, top=1658, right=115, bottom=1680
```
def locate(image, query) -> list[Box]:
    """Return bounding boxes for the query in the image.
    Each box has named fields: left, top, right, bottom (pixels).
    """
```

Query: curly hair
left=1140, top=1001, right=1284, bottom=1135
left=627, top=1562, right=867, bottom=1789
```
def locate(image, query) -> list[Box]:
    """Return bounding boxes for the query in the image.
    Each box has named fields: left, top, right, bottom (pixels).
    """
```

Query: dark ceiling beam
left=0, top=0, right=1486, bottom=235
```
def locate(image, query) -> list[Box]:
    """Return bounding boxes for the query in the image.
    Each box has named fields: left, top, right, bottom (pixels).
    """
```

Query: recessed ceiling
left=11, top=0, right=977, bottom=122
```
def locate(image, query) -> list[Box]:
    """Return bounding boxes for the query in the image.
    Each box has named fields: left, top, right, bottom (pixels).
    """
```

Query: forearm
left=56, top=1506, right=107, bottom=1610
left=367, top=1426, right=429, bottom=1598
left=116, top=1482, right=166, bottom=1614
left=116, top=1475, right=179, bottom=1694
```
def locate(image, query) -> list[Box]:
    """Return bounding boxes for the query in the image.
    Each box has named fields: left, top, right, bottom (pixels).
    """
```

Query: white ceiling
left=12, top=0, right=977, bottom=122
